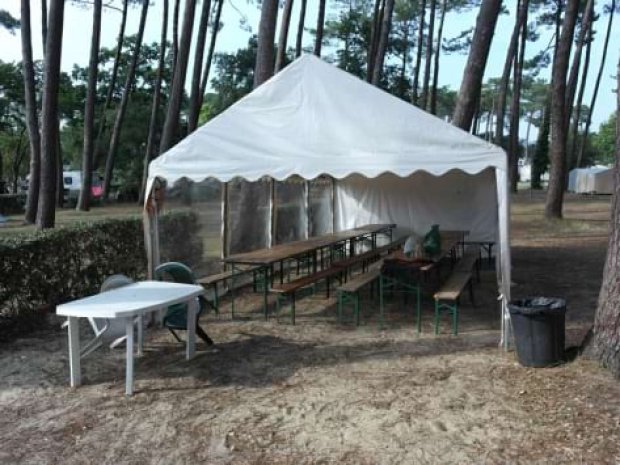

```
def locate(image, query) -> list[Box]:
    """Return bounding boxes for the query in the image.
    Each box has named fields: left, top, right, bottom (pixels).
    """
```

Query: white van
left=63, top=171, right=103, bottom=205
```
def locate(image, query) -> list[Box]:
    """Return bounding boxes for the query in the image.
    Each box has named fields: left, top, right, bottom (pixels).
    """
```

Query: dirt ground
left=1, top=192, right=619, bottom=465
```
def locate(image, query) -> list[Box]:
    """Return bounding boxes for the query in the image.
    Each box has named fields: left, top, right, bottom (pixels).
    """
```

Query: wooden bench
left=433, top=271, right=474, bottom=335
left=197, top=265, right=259, bottom=313
left=460, top=240, right=495, bottom=267
left=454, top=245, right=480, bottom=282
left=335, top=261, right=383, bottom=326
left=270, top=266, right=344, bottom=324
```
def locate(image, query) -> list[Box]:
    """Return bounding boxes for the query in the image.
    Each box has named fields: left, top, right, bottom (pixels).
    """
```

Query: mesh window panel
left=227, top=178, right=270, bottom=254
left=160, top=177, right=222, bottom=276
left=308, top=176, right=333, bottom=236
left=275, top=177, right=307, bottom=244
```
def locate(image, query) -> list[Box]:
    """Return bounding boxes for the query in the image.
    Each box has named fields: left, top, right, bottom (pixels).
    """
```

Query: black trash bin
left=509, top=297, right=566, bottom=367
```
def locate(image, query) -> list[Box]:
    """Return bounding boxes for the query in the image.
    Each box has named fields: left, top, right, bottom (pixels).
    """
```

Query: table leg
left=231, top=264, right=236, bottom=319
left=186, top=298, right=197, bottom=360
left=68, top=316, right=81, bottom=388
left=125, top=317, right=134, bottom=396
left=263, top=266, right=269, bottom=319
left=137, top=315, right=144, bottom=357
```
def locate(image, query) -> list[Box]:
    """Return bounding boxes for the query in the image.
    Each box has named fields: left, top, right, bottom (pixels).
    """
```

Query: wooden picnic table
left=221, top=223, right=396, bottom=318
left=223, top=223, right=396, bottom=266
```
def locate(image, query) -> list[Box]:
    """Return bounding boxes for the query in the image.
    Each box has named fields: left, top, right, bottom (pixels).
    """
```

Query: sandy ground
left=1, top=192, right=619, bottom=464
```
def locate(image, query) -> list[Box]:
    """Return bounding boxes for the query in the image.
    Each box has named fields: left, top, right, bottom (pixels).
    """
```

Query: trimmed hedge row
left=0, top=211, right=202, bottom=319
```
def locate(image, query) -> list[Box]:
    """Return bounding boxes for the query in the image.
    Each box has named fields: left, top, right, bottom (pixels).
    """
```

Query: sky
left=0, top=0, right=618, bottom=135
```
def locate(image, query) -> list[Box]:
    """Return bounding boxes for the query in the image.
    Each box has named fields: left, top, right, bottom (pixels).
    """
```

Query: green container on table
left=422, top=224, right=441, bottom=257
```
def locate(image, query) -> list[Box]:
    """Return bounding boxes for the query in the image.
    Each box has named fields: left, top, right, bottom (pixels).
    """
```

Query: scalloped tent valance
left=147, top=54, right=506, bottom=184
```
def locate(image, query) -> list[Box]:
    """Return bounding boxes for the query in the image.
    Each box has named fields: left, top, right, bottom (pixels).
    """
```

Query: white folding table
left=56, top=281, right=205, bottom=395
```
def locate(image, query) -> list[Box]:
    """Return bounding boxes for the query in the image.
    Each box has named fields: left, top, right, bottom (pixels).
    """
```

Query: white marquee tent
left=145, top=55, right=512, bottom=346
left=568, top=166, right=614, bottom=194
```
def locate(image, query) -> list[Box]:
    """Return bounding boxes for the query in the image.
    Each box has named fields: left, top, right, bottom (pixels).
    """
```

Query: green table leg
left=379, top=274, right=385, bottom=329
left=231, top=264, right=236, bottom=319
left=262, top=266, right=269, bottom=319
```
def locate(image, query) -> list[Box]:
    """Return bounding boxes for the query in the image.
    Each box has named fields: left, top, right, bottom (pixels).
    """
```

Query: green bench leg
left=434, top=300, right=459, bottom=335
left=416, top=286, right=421, bottom=333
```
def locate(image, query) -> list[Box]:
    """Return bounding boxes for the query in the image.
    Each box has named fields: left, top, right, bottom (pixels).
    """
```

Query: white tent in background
left=145, top=55, right=512, bottom=346
left=568, top=166, right=614, bottom=194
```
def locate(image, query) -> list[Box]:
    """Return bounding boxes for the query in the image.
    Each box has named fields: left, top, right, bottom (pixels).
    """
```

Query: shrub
left=0, top=211, right=202, bottom=321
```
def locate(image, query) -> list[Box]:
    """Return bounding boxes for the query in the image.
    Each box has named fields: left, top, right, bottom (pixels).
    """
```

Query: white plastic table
left=56, top=281, right=205, bottom=395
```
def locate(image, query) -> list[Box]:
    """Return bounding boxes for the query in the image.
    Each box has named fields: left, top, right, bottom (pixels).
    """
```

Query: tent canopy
left=568, top=166, right=613, bottom=194
left=146, top=54, right=512, bottom=347
left=148, top=54, right=506, bottom=184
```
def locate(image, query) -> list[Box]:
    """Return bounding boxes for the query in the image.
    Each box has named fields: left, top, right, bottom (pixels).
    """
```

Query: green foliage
left=0, top=211, right=202, bottom=319
left=591, top=112, right=617, bottom=166
left=199, top=37, right=257, bottom=122
left=0, top=10, right=20, bottom=34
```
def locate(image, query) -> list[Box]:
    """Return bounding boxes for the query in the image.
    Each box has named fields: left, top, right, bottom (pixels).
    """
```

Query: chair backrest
left=97, top=274, right=135, bottom=338
left=154, top=262, right=195, bottom=285
left=100, top=274, right=134, bottom=292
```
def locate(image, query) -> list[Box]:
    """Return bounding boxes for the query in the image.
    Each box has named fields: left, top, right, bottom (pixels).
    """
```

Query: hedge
left=0, top=211, right=202, bottom=320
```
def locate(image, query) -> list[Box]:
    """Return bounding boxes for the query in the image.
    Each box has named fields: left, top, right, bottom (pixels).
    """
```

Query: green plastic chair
left=154, top=262, right=214, bottom=346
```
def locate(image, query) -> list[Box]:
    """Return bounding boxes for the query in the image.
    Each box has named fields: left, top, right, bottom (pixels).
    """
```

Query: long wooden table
left=222, top=224, right=396, bottom=317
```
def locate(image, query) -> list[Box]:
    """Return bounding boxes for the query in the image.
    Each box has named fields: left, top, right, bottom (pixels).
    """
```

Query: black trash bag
left=509, top=297, right=566, bottom=368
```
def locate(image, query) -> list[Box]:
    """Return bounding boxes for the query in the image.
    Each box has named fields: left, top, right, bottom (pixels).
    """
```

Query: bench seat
left=433, top=271, right=474, bottom=335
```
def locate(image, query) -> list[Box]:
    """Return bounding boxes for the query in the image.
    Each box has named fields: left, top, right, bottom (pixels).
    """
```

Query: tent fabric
left=568, top=167, right=613, bottom=194
left=146, top=54, right=511, bottom=347
left=335, top=169, right=498, bottom=242
left=148, top=55, right=505, bottom=183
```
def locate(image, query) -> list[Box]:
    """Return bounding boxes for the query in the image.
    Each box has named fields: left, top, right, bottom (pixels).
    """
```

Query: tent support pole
left=270, top=178, right=276, bottom=247
left=305, top=180, right=310, bottom=239
left=331, top=176, right=337, bottom=233
left=221, top=182, right=229, bottom=265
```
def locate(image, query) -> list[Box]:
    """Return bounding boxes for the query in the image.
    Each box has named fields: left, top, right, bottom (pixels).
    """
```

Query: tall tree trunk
left=421, top=0, right=436, bottom=110
left=275, top=0, right=295, bottom=71
left=37, top=0, right=65, bottom=229
left=494, top=0, right=527, bottom=147
left=254, top=0, right=279, bottom=87
left=430, top=0, right=447, bottom=115
left=508, top=10, right=527, bottom=193
left=56, top=129, right=63, bottom=207
left=569, top=16, right=592, bottom=169
left=398, top=22, right=409, bottom=98
left=187, top=0, right=212, bottom=133
left=41, top=0, right=48, bottom=53
left=578, top=0, right=615, bottom=168
left=554, top=0, right=562, bottom=61
left=102, top=0, right=149, bottom=200
left=94, top=0, right=128, bottom=169
left=452, top=0, right=502, bottom=131
left=314, top=0, right=326, bottom=57
left=411, top=0, right=426, bottom=105
left=371, top=0, right=395, bottom=85
left=295, top=0, right=307, bottom=57
left=367, top=0, right=384, bottom=81
left=532, top=100, right=550, bottom=189
left=22, top=0, right=42, bottom=224
left=582, top=57, right=620, bottom=377
left=564, top=0, right=594, bottom=130
left=77, top=0, right=102, bottom=212
left=199, top=0, right=224, bottom=102
left=172, top=0, right=181, bottom=74
left=159, top=0, right=197, bottom=152
left=545, top=0, right=579, bottom=219
left=139, top=0, right=169, bottom=205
